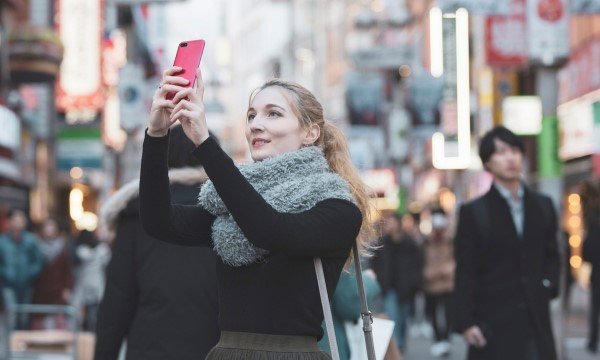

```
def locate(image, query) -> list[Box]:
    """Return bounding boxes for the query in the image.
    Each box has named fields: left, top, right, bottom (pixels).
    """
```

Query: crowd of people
left=0, top=210, right=111, bottom=332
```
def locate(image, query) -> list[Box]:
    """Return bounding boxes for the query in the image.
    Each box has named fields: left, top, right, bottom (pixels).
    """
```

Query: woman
left=72, top=230, right=111, bottom=331
left=423, top=209, right=454, bottom=357
left=31, top=218, right=74, bottom=330
left=139, top=66, right=372, bottom=359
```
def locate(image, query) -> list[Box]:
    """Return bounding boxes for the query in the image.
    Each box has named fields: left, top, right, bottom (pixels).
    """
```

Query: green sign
left=537, top=116, right=562, bottom=177
left=396, top=187, right=408, bottom=216
left=57, top=127, right=103, bottom=170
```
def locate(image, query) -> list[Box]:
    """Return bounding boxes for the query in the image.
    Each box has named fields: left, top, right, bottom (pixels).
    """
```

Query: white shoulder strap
left=314, top=257, right=340, bottom=360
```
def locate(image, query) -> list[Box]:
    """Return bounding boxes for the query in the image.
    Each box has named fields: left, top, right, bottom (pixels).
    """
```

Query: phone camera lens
left=181, top=42, right=188, bottom=47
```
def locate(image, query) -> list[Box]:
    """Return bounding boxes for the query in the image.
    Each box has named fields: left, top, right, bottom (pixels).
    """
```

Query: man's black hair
left=478, top=126, right=525, bottom=165
left=167, top=125, right=219, bottom=169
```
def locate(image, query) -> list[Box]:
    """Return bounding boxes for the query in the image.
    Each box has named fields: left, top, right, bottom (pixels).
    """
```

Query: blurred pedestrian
left=139, top=68, right=373, bottom=358
left=583, top=223, right=600, bottom=353
left=0, top=210, right=43, bottom=329
left=423, top=209, right=454, bottom=357
left=31, top=218, right=74, bottom=330
left=95, top=125, right=220, bottom=360
left=72, top=230, right=110, bottom=332
left=318, top=267, right=381, bottom=360
left=371, top=213, right=423, bottom=353
left=454, top=126, right=559, bottom=360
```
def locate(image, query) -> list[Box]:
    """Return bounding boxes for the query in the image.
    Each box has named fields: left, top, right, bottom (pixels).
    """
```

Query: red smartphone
left=167, top=39, right=205, bottom=100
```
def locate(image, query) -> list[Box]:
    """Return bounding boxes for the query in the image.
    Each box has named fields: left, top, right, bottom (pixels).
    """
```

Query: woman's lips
left=252, top=139, right=270, bottom=148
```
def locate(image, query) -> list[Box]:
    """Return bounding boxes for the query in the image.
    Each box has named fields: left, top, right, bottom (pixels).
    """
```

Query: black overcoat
left=94, top=169, right=219, bottom=360
left=454, top=185, right=560, bottom=360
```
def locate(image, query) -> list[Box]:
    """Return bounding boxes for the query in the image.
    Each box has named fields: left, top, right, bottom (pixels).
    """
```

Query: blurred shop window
left=345, top=71, right=384, bottom=126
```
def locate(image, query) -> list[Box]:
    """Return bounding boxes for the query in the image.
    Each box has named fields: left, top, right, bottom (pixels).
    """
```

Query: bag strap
left=314, top=258, right=340, bottom=360
left=314, top=243, right=376, bottom=360
left=352, top=242, right=376, bottom=360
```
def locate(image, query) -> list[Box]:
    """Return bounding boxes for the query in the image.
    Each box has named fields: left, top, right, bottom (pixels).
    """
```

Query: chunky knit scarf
left=198, top=146, right=354, bottom=266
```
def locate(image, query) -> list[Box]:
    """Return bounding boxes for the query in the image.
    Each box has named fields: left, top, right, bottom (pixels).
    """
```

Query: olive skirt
left=205, top=331, right=332, bottom=360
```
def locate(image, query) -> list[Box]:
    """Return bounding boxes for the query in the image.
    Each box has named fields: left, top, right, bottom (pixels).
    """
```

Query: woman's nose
left=249, top=117, right=265, bottom=132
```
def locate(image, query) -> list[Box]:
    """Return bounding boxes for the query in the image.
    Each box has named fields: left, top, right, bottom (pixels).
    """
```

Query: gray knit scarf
left=198, top=146, right=354, bottom=266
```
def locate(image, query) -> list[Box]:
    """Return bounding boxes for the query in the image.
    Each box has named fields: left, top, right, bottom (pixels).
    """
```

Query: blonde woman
left=139, top=67, right=373, bottom=359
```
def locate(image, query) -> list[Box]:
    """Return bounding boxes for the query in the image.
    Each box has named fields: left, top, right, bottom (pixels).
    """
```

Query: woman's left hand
left=170, top=68, right=210, bottom=146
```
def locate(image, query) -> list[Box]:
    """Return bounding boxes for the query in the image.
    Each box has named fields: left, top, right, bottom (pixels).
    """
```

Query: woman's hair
left=251, top=79, right=376, bottom=259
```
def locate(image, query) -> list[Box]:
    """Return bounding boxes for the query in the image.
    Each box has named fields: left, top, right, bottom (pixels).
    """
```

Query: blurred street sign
left=107, top=0, right=185, bottom=3
left=345, top=72, right=384, bottom=126
left=527, top=0, right=570, bottom=65
left=406, top=71, right=443, bottom=127
left=349, top=47, right=412, bottom=69
left=0, top=106, right=21, bottom=151
left=439, top=0, right=510, bottom=14
left=118, top=63, right=146, bottom=131
left=57, top=127, right=103, bottom=170
left=485, top=0, right=527, bottom=68
left=570, top=0, right=600, bottom=13
left=558, top=37, right=600, bottom=103
left=56, top=0, right=104, bottom=112
left=538, top=116, right=562, bottom=177
left=558, top=91, right=600, bottom=160
left=502, top=96, right=543, bottom=135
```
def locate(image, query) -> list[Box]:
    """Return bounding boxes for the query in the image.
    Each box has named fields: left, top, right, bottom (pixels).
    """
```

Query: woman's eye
left=247, top=114, right=255, bottom=121
left=268, top=111, right=281, bottom=117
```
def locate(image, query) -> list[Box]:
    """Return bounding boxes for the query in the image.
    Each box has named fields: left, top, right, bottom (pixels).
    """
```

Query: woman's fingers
left=170, top=99, right=191, bottom=117
left=163, top=75, right=189, bottom=87
left=170, top=109, right=194, bottom=124
left=163, top=66, right=182, bottom=77
left=153, top=99, right=175, bottom=110
left=158, top=84, right=187, bottom=98
left=172, top=88, right=195, bottom=104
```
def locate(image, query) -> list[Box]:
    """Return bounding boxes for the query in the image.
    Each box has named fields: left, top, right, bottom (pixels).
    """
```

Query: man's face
left=42, top=220, right=58, bottom=239
left=485, top=138, right=523, bottom=182
left=9, top=212, right=27, bottom=233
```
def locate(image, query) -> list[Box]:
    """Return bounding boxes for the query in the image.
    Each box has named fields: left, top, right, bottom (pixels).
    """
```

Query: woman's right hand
left=147, top=66, right=191, bottom=137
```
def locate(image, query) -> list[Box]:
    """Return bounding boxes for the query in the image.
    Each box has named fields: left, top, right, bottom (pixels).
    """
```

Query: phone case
left=167, top=39, right=205, bottom=100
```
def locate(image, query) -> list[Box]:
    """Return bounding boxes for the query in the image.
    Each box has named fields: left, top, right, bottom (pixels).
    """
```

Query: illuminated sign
left=56, top=0, right=104, bottom=113
left=430, top=8, right=471, bottom=169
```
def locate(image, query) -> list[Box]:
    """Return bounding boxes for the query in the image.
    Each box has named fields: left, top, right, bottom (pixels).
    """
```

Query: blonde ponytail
left=252, top=79, right=376, bottom=261
left=319, top=121, right=375, bottom=259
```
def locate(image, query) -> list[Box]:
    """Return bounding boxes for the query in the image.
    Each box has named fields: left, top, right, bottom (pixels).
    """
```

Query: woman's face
left=245, top=87, right=317, bottom=161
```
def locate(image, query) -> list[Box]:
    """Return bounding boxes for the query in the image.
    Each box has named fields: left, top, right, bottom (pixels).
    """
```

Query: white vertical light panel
left=432, top=8, right=471, bottom=170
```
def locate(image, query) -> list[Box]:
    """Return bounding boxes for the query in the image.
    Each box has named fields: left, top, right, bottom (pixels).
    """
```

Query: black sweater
left=139, top=132, right=362, bottom=339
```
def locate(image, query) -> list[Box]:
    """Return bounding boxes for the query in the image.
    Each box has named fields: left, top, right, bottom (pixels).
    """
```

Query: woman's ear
left=303, top=124, right=321, bottom=146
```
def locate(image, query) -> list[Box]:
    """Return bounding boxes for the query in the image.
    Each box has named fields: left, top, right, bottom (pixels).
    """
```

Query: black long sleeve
left=139, top=132, right=215, bottom=247
left=191, top=136, right=362, bottom=257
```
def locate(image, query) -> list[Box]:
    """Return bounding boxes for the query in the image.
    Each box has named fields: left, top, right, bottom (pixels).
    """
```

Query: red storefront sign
left=485, top=0, right=527, bottom=67
left=55, top=0, right=105, bottom=112
left=558, top=36, right=600, bottom=104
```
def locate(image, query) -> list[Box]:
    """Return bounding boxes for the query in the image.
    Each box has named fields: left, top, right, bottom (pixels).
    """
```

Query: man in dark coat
left=454, top=126, right=560, bottom=360
left=94, top=125, right=219, bottom=360
left=371, top=212, right=423, bottom=352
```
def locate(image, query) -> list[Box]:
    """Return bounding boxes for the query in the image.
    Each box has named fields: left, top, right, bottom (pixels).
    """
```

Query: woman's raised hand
left=169, top=68, right=209, bottom=146
left=147, top=67, right=209, bottom=146
left=148, top=66, right=186, bottom=137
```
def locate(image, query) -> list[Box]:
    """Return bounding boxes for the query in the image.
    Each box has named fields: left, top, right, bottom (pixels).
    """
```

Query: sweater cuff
left=191, top=136, right=221, bottom=163
left=144, top=128, right=170, bottom=142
